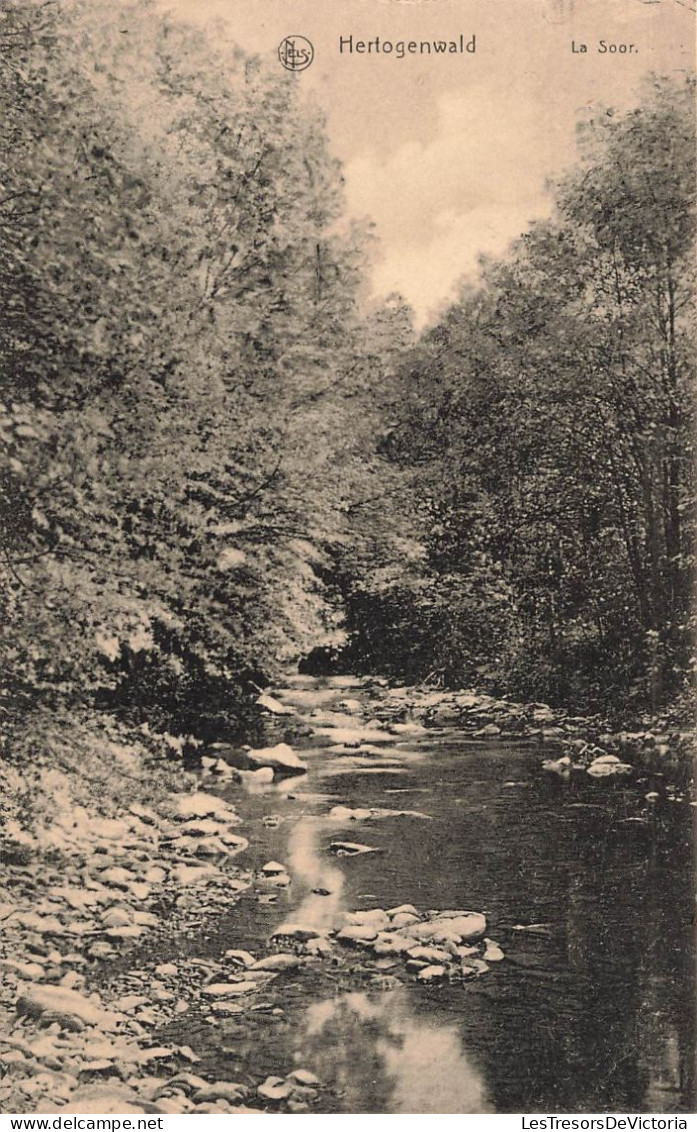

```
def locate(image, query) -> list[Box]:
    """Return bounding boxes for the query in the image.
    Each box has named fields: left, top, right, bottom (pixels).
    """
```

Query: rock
left=328, top=805, right=375, bottom=821
left=88, top=942, right=115, bottom=960
left=272, top=923, right=323, bottom=943
left=337, top=698, right=363, bottom=712
left=99, top=867, right=133, bottom=889
left=247, top=743, right=307, bottom=777
left=50, top=1092, right=148, bottom=1114
left=210, top=1002, right=244, bottom=1015
left=261, top=860, right=287, bottom=876
left=235, top=766, right=275, bottom=787
left=454, top=693, right=484, bottom=709
left=202, top=982, right=258, bottom=997
left=170, top=865, right=219, bottom=886
left=136, top=1048, right=177, bottom=1064
left=51, top=887, right=99, bottom=910
left=345, top=908, right=389, bottom=929
left=329, top=805, right=429, bottom=822
left=14, top=912, right=64, bottom=934
left=174, top=793, right=233, bottom=820
left=469, top=958, right=490, bottom=975
left=113, top=994, right=149, bottom=1012
left=251, top=954, right=301, bottom=972
left=266, top=871, right=291, bottom=887
left=442, top=912, right=487, bottom=943
left=155, top=1099, right=189, bottom=1114
left=256, top=693, right=296, bottom=717
left=16, top=986, right=119, bottom=1031
left=337, top=924, right=378, bottom=945
left=373, top=933, right=419, bottom=956
left=305, top=937, right=333, bottom=956
left=387, top=904, right=419, bottom=918
left=179, top=818, right=227, bottom=837
left=129, top=883, right=152, bottom=901
left=161, top=1073, right=208, bottom=1095
left=313, top=726, right=387, bottom=746
left=225, top=949, right=256, bottom=968
left=391, top=912, right=420, bottom=929
left=257, top=1076, right=294, bottom=1102
left=192, top=837, right=227, bottom=858
left=483, top=940, right=505, bottom=962
left=409, top=921, right=460, bottom=945
left=145, top=866, right=168, bottom=884
left=155, top=963, right=178, bottom=977
left=106, top=925, right=145, bottom=941
left=220, top=833, right=249, bottom=853
left=79, top=1059, right=120, bottom=1079
left=0, top=959, right=45, bottom=980
left=416, top=964, right=446, bottom=983
left=587, top=757, right=633, bottom=778
left=129, top=804, right=159, bottom=826
left=472, top=724, right=501, bottom=737
left=329, top=841, right=381, bottom=856
left=101, top=908, right=133, bottom=929
left=211, top=758, right=235, bottom=776
left=287, top=1069, right=321, bottom=1087
left=542, top=756, right=572, bottom=776
left=60, top=970, right=85, bottom=990
left=406, top=945, right=451, bottom=964
left=193, top=1082, right=248, bottom=1104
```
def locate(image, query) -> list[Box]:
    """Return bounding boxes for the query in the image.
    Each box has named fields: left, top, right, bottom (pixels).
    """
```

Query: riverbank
left=1, top=679, right=693, bottom=1114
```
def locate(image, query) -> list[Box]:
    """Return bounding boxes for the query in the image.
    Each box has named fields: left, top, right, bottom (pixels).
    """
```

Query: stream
left=166, top=676, right=695, bottom=1114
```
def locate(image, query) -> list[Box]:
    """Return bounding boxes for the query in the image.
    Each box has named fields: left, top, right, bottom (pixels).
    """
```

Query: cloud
left=343, top=87, right=565, bottom=322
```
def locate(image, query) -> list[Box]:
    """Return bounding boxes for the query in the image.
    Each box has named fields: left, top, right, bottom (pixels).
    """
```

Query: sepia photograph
left=0, top=0, right=695, bottom=1117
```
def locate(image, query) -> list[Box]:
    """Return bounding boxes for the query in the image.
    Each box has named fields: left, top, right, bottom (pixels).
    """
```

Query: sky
left=159, top=0, right=695, bottom=325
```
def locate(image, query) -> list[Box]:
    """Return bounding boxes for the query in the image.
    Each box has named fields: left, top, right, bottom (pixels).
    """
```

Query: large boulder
left=247, top=743, right=307, bottom=777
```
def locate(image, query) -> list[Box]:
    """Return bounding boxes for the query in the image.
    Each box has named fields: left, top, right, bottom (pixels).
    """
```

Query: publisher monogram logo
left=278, top=36, right=314, bottom=71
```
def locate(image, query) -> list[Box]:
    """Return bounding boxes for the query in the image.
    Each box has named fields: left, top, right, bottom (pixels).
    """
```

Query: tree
left=0, top=0, right=389, bottom=737
left=355, top=76, right=695, bottom=709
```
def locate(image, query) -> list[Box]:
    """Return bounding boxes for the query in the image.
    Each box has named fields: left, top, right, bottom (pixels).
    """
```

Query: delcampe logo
left=278, top=35, right=315, bottom=71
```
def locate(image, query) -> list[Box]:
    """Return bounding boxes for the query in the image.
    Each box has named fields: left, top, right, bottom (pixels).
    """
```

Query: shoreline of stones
left=0, top=784, right=335, bottom=1115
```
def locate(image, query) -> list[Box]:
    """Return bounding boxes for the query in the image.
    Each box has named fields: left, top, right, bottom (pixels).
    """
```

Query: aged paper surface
left=0, top=0, right=694, bottom=1118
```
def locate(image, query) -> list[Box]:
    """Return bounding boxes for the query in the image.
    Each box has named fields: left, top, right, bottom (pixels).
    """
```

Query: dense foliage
left=0, top=0, right=403, bottom=739
left=342, top=76, right=696, bottom=712
left=0, top=0, right=693, bottom=744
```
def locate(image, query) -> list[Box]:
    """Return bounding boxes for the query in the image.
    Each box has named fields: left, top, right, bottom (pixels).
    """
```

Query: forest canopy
left=0, top=0, right=694, bottom=755
left=341, top=74, right=696, bottom=712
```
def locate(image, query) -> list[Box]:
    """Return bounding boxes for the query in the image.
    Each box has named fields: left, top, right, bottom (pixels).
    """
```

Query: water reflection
left=200, top=677, right=695, bottom=1113
left=283, top=816, right=345, bottom=933
left=300, top=989, right=492, bottom=1114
